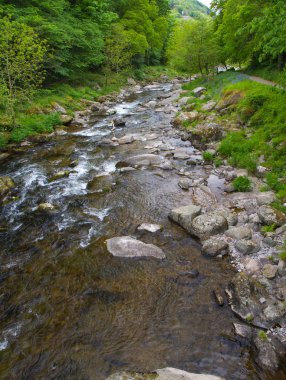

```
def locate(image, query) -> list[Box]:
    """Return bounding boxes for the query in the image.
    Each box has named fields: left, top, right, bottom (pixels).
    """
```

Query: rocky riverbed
left=0, top=78, right=285, bottom=379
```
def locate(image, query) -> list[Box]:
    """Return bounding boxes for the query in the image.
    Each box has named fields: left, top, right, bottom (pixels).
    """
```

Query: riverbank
left=0, top=66, right=180, bottom=149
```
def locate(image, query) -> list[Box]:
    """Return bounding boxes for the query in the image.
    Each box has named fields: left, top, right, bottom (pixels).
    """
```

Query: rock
left=189, top=123, right=223, bottom=142
left=119, top=167, right=136, bottom=173
left=113, top=118, right=126, bottom=127
left=202, top=238, right=229, bottom=257
left=178, top=97, right=190, bottom=106
left=106, top=236, right=165, bottom=259
left=175, top=270, right=200, bottom=285
left=216, top=90, right=244, bottom=110
left=225, top=226, right=252, bottom=240
left=258, top=205, right=286, bottom=226
left=36, top=203, right=57, bottom=212
left=0, top=153, right=10, bottom=161
left=119, top=154, right=164, bottom=168
left=216, top=207, right=238, bottom=226
left=254, top=335, right=279, bottom=371
left=262, top=264, right=278, bottom=280
left=213, top=288, right=224, bottom=306
left=118, top=135, right=134, bottom=145
left=235, top=239, right=260, bottom=255
left=233, top=323, right=253, bottom=339
left=173, top=152, right=190, bottom=160
left=256, top=192, right=276, bottom=206
left=60, top=114, right=73, bottom=125
left=169, top=205, right=201, bottom=233
left=178, top=178, right=193, bottom=190
left=106, top=368, right=225, bottom=380
left=49, top=170, right=71, bottom=182
left=193, top=86, right=206, bottom=97
left=201, top=101, right=216, bottom=112
left=226, top=273, right=271, bottom=329
left=192, top=186, right=218, bottom=211
left=137, top=224, right=162, bottom=233
left=191, top=212, right=228, bottom=240
left=244, top=258, right=261, bottom=273
left=224, top=184, right=235, bottom=193
left=262, top=237, right=277, bottom=247
left=127, top=77, right=136, bottom=85
left=52, top=102, right=67, bottom=114
left=278, top=260, right=286, bottom=276
left=0, top=176, right=16, bottom=199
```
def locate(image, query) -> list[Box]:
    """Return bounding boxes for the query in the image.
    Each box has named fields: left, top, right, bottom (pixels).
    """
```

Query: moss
left=258, top=330, right=268, bottom=341
left=261, top=224, right=277, bottom=234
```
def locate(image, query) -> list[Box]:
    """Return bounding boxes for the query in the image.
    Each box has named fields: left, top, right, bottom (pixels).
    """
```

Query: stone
left=277, top=260, right=286, bottom=276
left=226, top=272, right=270, bottom=329
left=216, top=208, right=238, bottom=226
left=213, top=288, right=224, bottom=306
left=49, top=170, right=71, bottom=182
left=106, top=368, right=225, bottom=380
left=193, top=86, right=207, bottom=97
left=137, top=224, right=162, bottom=233
left=225, top=226, right=252, bottom=240
left=118, top=135, right=134, bottom=145
left=119, top=167, right=136, bottom=173
left=191, top=212, right=228, bottom=240
left=233, top=323, right=253, bottom=339
left=175, top=270, right=200, bottom=285
left=224, top=184, right=235, bottom=193
left=60, top=114, right=73, bottom=125
left=173, top=152, right=190, bottom=160
left=120, top=154, right=164, bottom=168
left=263, top=237, right=277, bottom=247
left=201, top=101, right=216, bottom=112
left=52, top=102, right=67, bottom=114
left=244, top=258, right=261, bottom=273
left=0, top=176, right=16, bottom=199
left=202, top=238, right=229, bottom=257
left=192, top=186, right=218, bottom=211
left=106, top=236, right=165, bottom=259
left=235, top=239, right=260, bottom=255
left=258, top=205, right=286, bottom=226
left=262, top=264, right=278, bottom=280
left=189, top=123, right=223, bottom=142
left=254, top=335, right=279, bottom=371
left=36, top=203, right=57, bottom=212
left=178, top=178, right=193, bottom=190
left=127, top=77, right=136, bottom=85
left=169, top=205, right=201, bottom=233
left=113, top=118, right=126, bottom=127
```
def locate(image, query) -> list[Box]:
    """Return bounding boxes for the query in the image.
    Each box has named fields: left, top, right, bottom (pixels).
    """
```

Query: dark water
left=0, top=83, right=284, bottom=380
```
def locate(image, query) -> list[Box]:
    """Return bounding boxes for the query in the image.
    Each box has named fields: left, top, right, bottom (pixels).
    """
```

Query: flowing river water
left=0, top=82, right=284, bottom=380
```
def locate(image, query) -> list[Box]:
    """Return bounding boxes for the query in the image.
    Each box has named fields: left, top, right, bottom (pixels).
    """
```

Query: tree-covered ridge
left=0, top=0, right=170, bottom=79
left=170, top=0, right=209, bottom=18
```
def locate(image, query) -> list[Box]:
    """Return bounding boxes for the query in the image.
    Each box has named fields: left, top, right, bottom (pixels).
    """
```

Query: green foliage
left=203, top=151, right=214, bottom=162
left=167, top=17, right=221, bottom=75
left=279, top=252, right=286, bottom=262
left=170, top=0, right=209, bottom=18
left=258, top=331, right=268, bottom=341
left=232, top=176, right=252, bottom=192
left=261, top=224, right=276, bottom=234
left=0, top=17, right=47, bottom=126
left=214, top=158, right=223, bottom=167
left=10, top=113, right=61, bottom=142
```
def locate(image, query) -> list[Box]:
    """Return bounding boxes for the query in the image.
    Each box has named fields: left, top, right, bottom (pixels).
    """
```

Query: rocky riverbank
left=0, top=76, right=285, bottom=379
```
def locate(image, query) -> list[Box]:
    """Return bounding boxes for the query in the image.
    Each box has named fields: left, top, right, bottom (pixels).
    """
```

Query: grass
left=203, top=151, right=215, bottom=162
left=261, top=224, right=277, bottom=234
left=232, top=176, right=252, bottom=192
left=258, top=330, right=268, bottom=341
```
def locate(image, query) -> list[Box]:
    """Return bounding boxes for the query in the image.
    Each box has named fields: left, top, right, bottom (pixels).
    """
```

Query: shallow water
left=0, top=83, right=285, bottom=380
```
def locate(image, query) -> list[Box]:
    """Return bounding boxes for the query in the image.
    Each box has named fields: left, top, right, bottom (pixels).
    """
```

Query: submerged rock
left=106, top=367, right=225, bottom=380
left=137, top=224, right=162, bottom=233
left=106, top=236, right=165, bottom=259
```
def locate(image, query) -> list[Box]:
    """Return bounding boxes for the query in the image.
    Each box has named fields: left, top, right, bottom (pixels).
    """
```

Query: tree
left=0, top=17, right=47, bottom=127
left=167, top=17, right=220, bottom=75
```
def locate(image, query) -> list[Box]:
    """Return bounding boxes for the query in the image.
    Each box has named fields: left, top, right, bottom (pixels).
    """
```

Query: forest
left=0, top=0, right=285, bottom=142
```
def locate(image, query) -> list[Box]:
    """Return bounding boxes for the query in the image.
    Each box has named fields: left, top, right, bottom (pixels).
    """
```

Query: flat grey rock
left=169, top=205, right=201, bottom=233
left=225, top=226, right=252, bottom=240
left=106, top=367, right=225, bottom=380
left=106, top=236, right=165, bottom=259
left=137, top=223, right=162, bottom=233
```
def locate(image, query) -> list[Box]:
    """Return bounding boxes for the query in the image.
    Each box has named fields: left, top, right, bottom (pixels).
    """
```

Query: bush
left=232, top=176, right=252, bottom=192
left=203, top=151, right=214, bottom=162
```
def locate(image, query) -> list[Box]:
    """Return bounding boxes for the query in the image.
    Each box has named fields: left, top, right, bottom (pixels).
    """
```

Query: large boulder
left=169, top=205, right=201, bottom=233
left=106, top=368, right=225, bottom=380
left=190, top=211, right=228, bottom=240
left=258, top=205, right=286, bottom=226
left=106, top=236, right=165, bottom=259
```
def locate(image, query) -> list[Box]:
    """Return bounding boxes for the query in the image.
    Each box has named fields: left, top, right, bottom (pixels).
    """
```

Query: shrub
left=203, top=151, right=214, bottom=162
left=232, top=176, right=252, bottom=192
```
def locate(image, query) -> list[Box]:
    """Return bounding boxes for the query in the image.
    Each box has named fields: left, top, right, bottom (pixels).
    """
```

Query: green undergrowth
left=218, top=79, right=286, bottom=202
left=0, top=66, right=179, bottom=148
